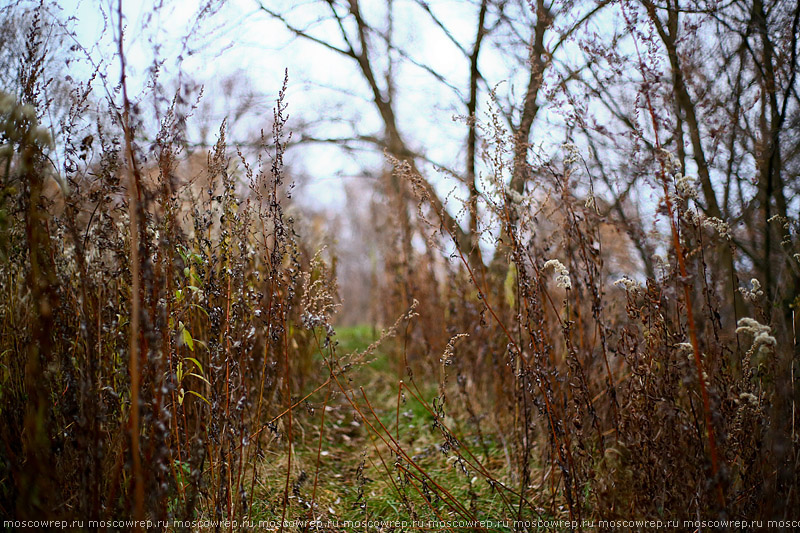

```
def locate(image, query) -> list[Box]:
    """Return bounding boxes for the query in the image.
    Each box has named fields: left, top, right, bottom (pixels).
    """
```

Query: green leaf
left=187, top=372, right=211, bottom=386
left=189, top=304, right=209, bottom=318
left=504, top=262, right=517, bottom=308
left=187, top=390, right=210, bottom=405
left=184, top=357, right=204, bottom=375
left=182, top=327, right=194, bottom=351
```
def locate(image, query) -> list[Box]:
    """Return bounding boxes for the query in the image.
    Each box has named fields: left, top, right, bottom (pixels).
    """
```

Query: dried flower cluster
left=544, top=259, right=572, bottom=290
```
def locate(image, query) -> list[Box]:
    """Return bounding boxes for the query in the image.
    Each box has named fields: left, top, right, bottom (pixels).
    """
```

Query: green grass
left=333, top=325, right=379, bottom=355
left=249, top=325, right=519, bottom=529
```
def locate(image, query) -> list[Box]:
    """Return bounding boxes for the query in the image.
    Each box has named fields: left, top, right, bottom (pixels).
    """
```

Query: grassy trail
left=250, top=326, right=515, bottom=529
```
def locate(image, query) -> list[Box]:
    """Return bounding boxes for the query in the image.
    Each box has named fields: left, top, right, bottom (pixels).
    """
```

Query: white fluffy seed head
left=544, top=259, right=571, bottom=290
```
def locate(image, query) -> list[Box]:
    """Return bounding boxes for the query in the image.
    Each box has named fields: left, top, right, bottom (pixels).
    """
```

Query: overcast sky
left=61, top=0, right=594, bottom=209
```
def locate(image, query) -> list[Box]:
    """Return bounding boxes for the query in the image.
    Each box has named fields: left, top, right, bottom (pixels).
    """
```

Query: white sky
left=54, top=0, right=675, bottom=251
left=59, top=0, right=572, bottom=207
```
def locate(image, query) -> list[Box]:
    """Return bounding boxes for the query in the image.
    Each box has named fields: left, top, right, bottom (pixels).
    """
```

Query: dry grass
left=1, top=1, right=798, bottom=531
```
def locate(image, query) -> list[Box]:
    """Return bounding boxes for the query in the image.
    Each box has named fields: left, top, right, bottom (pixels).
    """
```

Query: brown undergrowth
left=1, top=1, right=798, bottom=531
